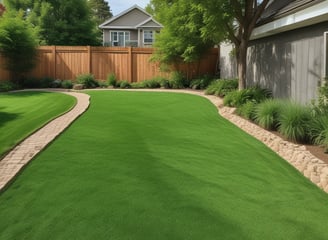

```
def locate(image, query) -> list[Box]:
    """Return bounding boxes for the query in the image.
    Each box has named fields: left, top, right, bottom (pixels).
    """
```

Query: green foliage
left=61, top=80, right=73, bottom=89
left=22, top=77, right=53, bottom=88
left=170, top=71, right=187, bottom=89
left=205, top=79, right=238, bottom=96
left=140, top=79, right=161, bottom=88
left=107, top=73, right=117, bottom=87
left=0, top=81, right=18, bottom=92
left=76, top=74, right=99, bottom=88
left=311, top=82, right=328, bottom=115
left=150, top=0, right=214, bottom=64
left=88, top=0, right=112, bottom=26
left=118, top=80, right=131, bottom=89
left=236, top=101, right=257, bottom=121
left=0, top=12, right=38, bottom=83
left=223, top=87, right=271, bottom=107
left=254, top=99, right=284, bottom=130
left=190, top=75, right=215, bottom=90
left=278, top=102, right=312, bottom=143
left=308, top=114, right=328, bottom=152
left=5, top=0, right=100, bottom=45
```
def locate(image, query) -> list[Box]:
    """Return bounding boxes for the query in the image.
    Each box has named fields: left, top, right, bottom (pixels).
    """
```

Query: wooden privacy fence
left=0, top=46, right=219, bottom=82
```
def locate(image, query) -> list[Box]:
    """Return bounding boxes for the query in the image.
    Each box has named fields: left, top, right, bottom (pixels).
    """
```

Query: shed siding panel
left=247, top=21, right=328, bottom=104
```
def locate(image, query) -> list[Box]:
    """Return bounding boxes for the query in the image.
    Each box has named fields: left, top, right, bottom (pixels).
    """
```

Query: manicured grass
left=1, top=91, right=328, bottom=239
left=0, top=91, right=76, bottom=157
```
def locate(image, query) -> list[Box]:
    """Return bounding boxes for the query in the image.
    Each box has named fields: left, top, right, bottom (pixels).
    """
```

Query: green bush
left=278, top=102, right=311, bottom=143
left=205, top=79, right=238, bottom=96
left=190, top=75, right=215, bottom=90
left=236, top=101, right=257, bottom=121
left=170, top=71, right=187, bottom=89
left=130, top=82, right=142, bottom=88
left=223, top=86, right=271, bottom=107
left=159, top=78, right=171, bottom=89
left=76, top=74, right=99, bottom=88
left=118, top=80, right=131, bottom=89
left=254, top=99, right=284, bottom=130
left=107, top=73, right=117, bottom=87
left=140, top=79, right=161, bottom=88
left=22, top=77, right=40, bottom=88
left=0, top=81, right=18, bottom=92
left=308, top=114, right=328, bottom=152
left=51, top=79, right=62, bottom=88
left=61, top=80, right=73, bottom=89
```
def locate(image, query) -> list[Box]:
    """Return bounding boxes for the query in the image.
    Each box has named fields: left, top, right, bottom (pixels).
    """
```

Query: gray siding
left=104, top=9, right=149, bottom=27
left=220, top=43, right=238, bottom=79
left=247, top=21, right=328, bottom=104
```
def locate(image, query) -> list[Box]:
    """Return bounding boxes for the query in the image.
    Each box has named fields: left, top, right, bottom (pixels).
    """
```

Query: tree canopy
left=147, top=0, right=270, bottom=89
left=4, top=0, right=106, bottom=45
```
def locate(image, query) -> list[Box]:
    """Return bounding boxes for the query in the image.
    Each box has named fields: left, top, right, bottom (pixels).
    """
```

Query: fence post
left=52, top=45, right=56, bottom=79
left=87, top=46, right=92, bottom=74
left=128, top=47, right=133, bottom=82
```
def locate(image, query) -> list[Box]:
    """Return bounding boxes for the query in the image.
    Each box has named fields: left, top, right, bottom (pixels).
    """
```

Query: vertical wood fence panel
left=0, top=46, right=219, bottom=82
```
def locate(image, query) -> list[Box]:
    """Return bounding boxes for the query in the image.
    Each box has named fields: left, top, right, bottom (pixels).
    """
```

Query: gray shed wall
left=247, top=21, right=328, bottom=104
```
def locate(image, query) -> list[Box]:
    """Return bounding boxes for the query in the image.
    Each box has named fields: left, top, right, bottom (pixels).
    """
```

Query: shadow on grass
left=0, top=109, right=21, bottom=127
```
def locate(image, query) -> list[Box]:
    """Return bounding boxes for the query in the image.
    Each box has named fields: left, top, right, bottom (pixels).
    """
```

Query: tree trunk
left=238, top=38, right=248, bottom=90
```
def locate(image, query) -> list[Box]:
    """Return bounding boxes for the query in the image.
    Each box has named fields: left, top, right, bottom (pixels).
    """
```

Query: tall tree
left=4, top=0, right=100, bottom=45
left=0, top=11, right=38, bottom=83
left=198, top=0, right=270, bottom=89
left=88, top=0, right=112, bottom=26
left=146, top=0, right=214, bottom=65
left=148, top=0, right=270, bottom=89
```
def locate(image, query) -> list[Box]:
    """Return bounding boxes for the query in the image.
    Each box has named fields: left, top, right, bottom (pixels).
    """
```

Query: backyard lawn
left=0, top=90, right=328, bottom=239
left=0, top=91, right=76, bottom=157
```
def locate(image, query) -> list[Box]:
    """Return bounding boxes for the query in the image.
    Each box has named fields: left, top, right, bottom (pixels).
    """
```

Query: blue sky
left=106, top=0, right=150, bottom=16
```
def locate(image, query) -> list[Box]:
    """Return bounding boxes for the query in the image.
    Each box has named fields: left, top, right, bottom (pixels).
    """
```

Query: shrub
left=223, top=86, right=271, bottom=107
left=51, top=79, right=62, bottom=88
left=76, top=74, right=99, bottom=88
left=278, top=102, right=312, bottom=143
left=107, top=73, right=117, bottom=87
left=0, top=81, right=17, bottom=92
left=140, top=79, right=161, bottom=88
left=308, top=114, right=328, bottom=152
left=61, top=80, right=73, bottom=89
left=205, top=79, right=238, bottom=96
left=22, top=77, right=40, bottom=88
left=159, top=78, right=171, bottom=89
left=236, top=101, right=257, bottom=121
left=118, top=80, right=131, bottom=89
left=170, top=71, right=187, bottom=89
left=130, top=82, right=143, bottom=88
left=254, top=99, right=284, bottom=130
left=190, top=75, right=215, bottom=90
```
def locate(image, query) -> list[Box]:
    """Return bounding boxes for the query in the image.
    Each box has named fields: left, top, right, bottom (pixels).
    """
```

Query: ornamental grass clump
left=308, top=115, right=328, bottom=152
left=278, top=102, right=311, bottom=143
left=254, top=99, right=284, bottom=130
left=205, top=79, right=238, bottom=96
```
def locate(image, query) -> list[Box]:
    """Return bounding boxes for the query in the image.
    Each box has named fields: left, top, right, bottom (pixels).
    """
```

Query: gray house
left=99, top=5, right=163, bottom=47
left=221, top=0, right=328, bottom=104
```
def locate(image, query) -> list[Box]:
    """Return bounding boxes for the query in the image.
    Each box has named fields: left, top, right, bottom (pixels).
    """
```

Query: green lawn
left=0, top=91, right=76, bottom=157
left=0, top=91, right=328, bottom=239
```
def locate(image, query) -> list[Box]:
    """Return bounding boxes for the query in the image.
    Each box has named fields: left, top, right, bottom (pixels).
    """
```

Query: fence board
left=0, top=46, right=219, bottom=83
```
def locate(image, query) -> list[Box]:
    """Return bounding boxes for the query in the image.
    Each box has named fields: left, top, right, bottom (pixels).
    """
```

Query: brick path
left=0, top=91, right=90, bottom=191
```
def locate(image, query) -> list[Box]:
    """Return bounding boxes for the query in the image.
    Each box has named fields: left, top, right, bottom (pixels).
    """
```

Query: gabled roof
left=99, top=4, right=162, bottom=29
left=251, top=0, right=328, bottom=40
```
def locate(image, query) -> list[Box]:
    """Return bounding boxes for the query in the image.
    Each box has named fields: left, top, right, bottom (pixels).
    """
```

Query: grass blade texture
left=0, top=91, right=76, bottom=157
left=0, top=91, right=328, bottom=240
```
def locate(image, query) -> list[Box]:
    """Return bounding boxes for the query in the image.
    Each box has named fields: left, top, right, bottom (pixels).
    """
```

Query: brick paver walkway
left=0, top=91, right=90, bottom=191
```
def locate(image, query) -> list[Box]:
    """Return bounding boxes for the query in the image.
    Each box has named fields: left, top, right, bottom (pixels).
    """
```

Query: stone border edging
left=0, top=90, right=90, bottom=191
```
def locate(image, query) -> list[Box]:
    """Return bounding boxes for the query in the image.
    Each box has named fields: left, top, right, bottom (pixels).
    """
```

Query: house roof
left=99, top=4, right=163, bottom=29
left=251, top=0, right=328, bottom=40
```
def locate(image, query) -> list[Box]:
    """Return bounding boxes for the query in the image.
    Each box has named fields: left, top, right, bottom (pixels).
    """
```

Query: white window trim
left=324, top=32, right=328, bottom=79
left=109, top=31, right=130, bottom=47
left=143, top=30, right=154, bottom=44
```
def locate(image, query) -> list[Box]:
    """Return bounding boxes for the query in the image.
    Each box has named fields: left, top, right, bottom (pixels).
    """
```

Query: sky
left=106, top=0, right=150, bottom=16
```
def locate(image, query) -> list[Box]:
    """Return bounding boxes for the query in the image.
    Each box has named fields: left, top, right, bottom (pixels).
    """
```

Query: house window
left=143, top=30, right=154, bottom=44
left=110, top=31, right=130, bottom=47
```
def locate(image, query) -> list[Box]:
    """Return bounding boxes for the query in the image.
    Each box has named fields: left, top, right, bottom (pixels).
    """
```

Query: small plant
left=205, top=79, right=238, bottom=96
left=308, top=114, right=328, bottom=152
left=170, top=71, right=187, bottom=89
left=40, top=77, right=54, bottom=88
left=76, top=74, right=99, bottom=88
left=140, top=79, right=161, bottom=88
left=236, top=101, right=257, bottom=121
left=107, top=73, right=117, bottom=87
left=61, top=80, right=73, bottom=89
left=254, top=99, right=284, bottom=130
left=223, top=86, right=271, bottom=107
left=278, top=102, right=312, bottom=143
left=131, top=82, right=143, bottom=88
left=119, top=80, right=131, bottom=89
left=51, top=79, right=62, bottom=88
left=190, top=75, right=215, bottom=90
left=159, top=78, right=171, bottom=89
left=0, top=81, right=18, bottom=92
